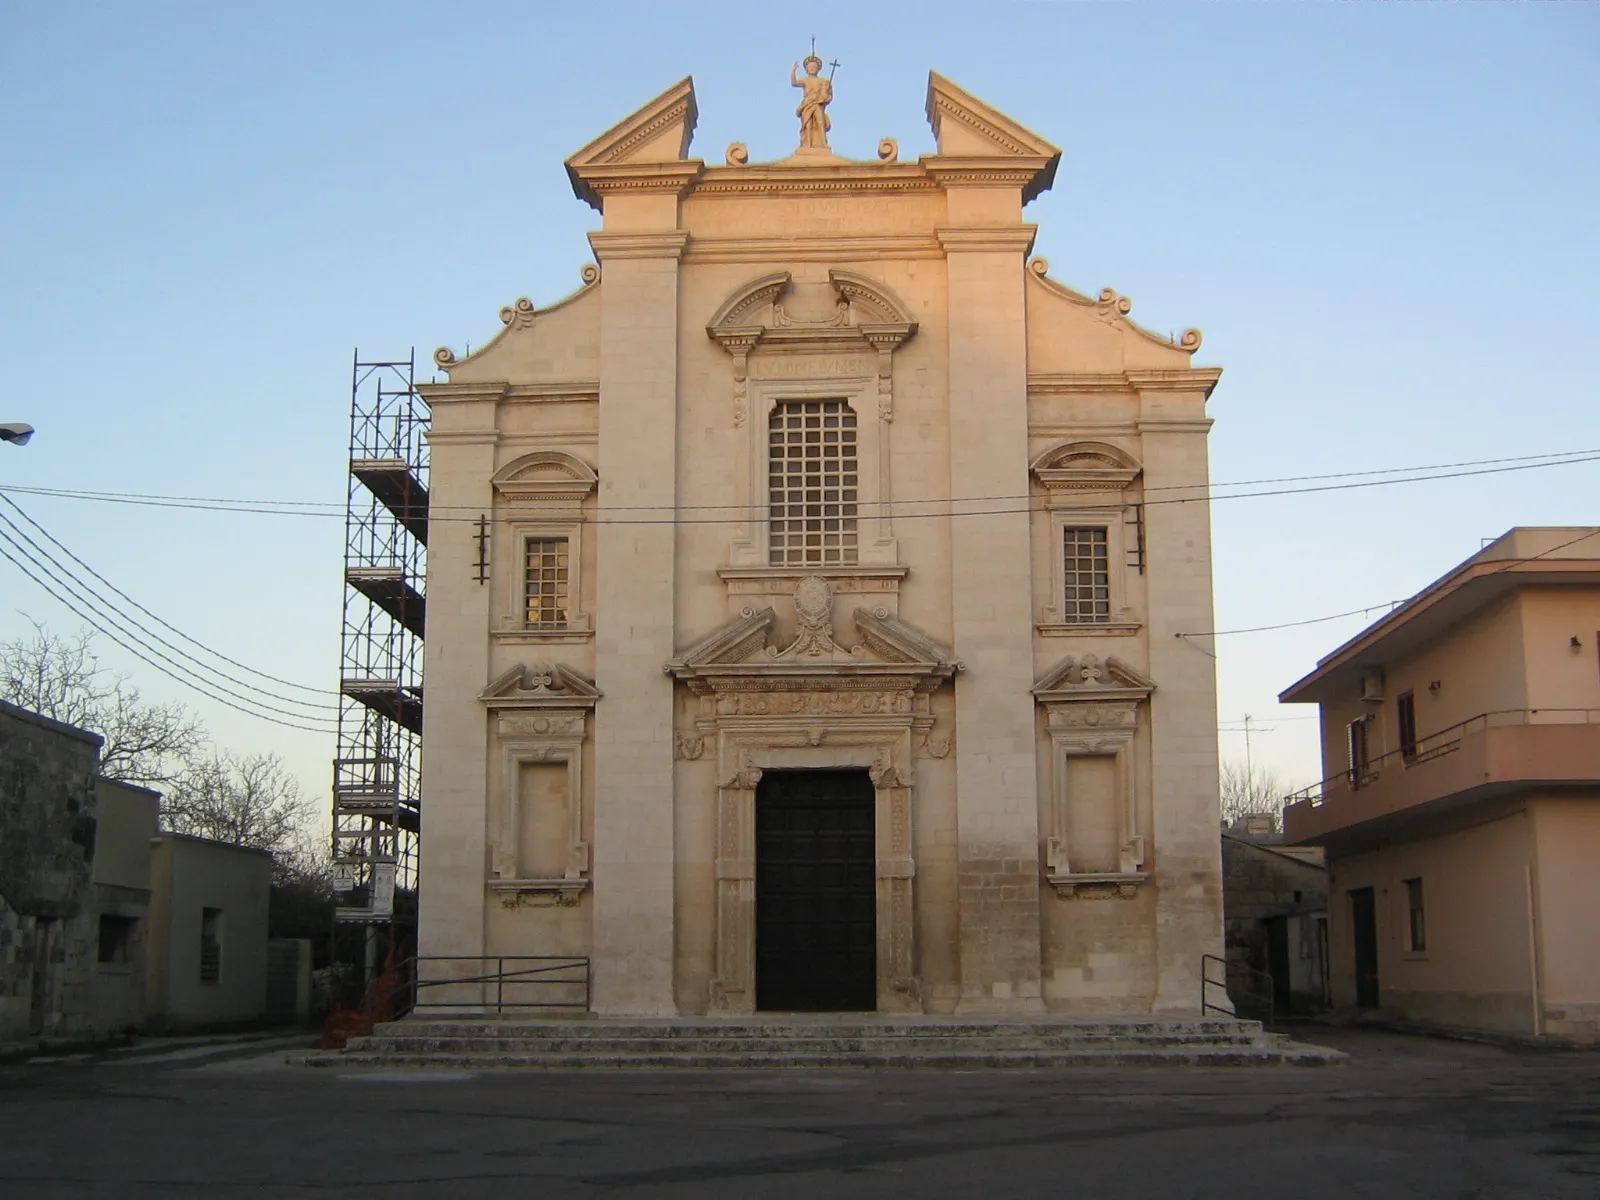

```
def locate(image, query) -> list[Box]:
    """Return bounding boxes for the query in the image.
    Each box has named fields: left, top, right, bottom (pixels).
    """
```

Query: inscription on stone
left=751, top=355, right=873, bottom=380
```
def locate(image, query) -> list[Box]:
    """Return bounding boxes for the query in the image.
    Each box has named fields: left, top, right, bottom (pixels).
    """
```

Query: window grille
left=769, top=400, right=858, bottom=566
left=1405, top=877, right=1426, bottom=951
left=1061, top=527, right=1111, bottom=622
left=524, top=537, right=570, bottom=628
left=199, top=907, right=223, bottom=984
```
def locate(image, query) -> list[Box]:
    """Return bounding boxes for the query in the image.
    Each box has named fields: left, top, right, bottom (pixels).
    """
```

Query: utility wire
left=0, top=508, right=339, bottom=717
left=0, top=494, right=338, bottom=700
left=0, top=536, right=336, bottom=736
left=2, top=445, right=1592, bottom=514
left=0, top=521, right=339, bottom=731
left=2, top=449, right=1596, bottom=525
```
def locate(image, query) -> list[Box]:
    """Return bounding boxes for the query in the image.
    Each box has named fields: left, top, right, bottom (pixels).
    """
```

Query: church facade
left=416, top=71, right=1225, bottom=1016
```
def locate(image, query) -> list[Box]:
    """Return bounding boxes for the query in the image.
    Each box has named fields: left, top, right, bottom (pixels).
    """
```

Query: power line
left=0, top=521, right=339, bottom=732
left=1185, top=528, right=1600, bottom=644
left=2, top=449, right=1595, bottom=526
left=0, top=508, right=339, bottom=718
left=0, top=494, right=337, bottom=700
left=0, top=536, right=336, bottom=736
left=3, top=445, right=1592, bottom=514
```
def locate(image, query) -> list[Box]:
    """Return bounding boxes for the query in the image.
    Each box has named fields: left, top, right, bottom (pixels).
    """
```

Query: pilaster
left=589, top=227, right=688, bottom=1015
left=941, top=223, right=1046, bottom=1012
left=1136, top=383, right=1225, bottom=1012
left=416, top=401, right=500, bottom=966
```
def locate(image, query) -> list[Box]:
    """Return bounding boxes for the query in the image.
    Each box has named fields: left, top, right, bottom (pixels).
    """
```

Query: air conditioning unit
left=1359, top=671, right=1385, bottom=703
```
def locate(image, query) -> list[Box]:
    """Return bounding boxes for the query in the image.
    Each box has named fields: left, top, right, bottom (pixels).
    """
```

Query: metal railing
left=1202, top=953, right=1274, bottom=1024
left=403, top=956, right=591, bottom=1016
left=1284, top=708, right=1600, bottom=809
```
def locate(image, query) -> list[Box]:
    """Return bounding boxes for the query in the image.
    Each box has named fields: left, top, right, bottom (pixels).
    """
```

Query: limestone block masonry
left=417, top=69, right=1225, bottom=1016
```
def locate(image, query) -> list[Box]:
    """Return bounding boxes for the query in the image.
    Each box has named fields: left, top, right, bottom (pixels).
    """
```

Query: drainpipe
left=1524, top=861, right=1543, bottom=1037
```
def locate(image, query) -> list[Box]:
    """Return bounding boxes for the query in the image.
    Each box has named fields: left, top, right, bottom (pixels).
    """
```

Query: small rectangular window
left=97, top=915, right=135, bottom=964
left=199, top=907, right=223, bottom=984
left=1061, top=527, right=1111, bottom=623
left=1397, top=691, right=1417, bottom=763
left=524, top=537, right=570, bottom=629
left=1347, top=718, right=1370, bottom=789
left=1404, top=877, right=1426, bottom=951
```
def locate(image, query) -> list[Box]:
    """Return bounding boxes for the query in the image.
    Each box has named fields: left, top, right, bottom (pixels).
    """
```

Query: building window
left=1346, top=717, right=1370, bottom=789
left=1404, top=877, right=1426, bottom=951
left=524, top=537, right=570, bottom=629
left=1061, top=527, right=1111, bottom=623
left=1397, top=690, right=1417, bottom=763
left=199, top=907, right=223, bottom=984
left=97, top=915, right=135, bottom=965
left=769, top=399, right=858, bottom=566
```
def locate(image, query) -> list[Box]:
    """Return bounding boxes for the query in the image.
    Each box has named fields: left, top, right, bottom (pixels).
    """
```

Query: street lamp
left=0, top=424, right=33, bottom=446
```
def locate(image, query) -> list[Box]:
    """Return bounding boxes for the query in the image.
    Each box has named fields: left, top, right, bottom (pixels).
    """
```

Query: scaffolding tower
left=333, top=352, right=427, bottom=936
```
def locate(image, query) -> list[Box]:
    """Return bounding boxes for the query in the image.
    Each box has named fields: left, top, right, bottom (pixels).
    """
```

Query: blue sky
left=2, top=1, right=1597, bottom=809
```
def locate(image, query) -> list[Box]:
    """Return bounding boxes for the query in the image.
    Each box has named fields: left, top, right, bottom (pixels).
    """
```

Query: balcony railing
left=1285, top=708, right=1600, bottom=810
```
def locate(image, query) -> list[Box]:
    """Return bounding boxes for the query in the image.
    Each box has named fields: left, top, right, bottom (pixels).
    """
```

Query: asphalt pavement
left=0, top=1024, right=1595, bottom=1198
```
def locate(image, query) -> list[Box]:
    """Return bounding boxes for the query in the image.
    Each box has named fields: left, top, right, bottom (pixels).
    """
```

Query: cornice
left=921, top=156, right=1055, bottom=190
left=1135, top=419, right=1215, bottom=434
left=425, top=429, right=500, bottom=446
left=417, top=381, right=509, bottom=404
left=1125, top=368, right=1224, bottom=397
left=579, top=161, right=704, bottom=200
left=690, top=162, right=939, bottom=198
left=684, top=234, right=945, bottom=264
left=1028, top=373, right=1135, bottom=396
left=587, top=230, right=690, bottom=261
left=502, top=382, right=600, bottom=402
left=935, top=225, right=1038, bottom=255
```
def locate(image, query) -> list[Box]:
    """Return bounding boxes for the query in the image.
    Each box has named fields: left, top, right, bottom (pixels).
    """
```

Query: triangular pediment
left=925, top=73, right=1060, bottom=156
left=854, top=608, right=961, bottom=672
left=670, top=607, right=777, bottom=672
left=479, top=663, right=601, bottom=709
left=1032, top=654, right=1154, bottom=702
left=565, top=77, right=700, bottom=210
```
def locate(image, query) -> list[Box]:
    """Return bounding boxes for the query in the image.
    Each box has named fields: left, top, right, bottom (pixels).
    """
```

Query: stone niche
left=667, top=577, right=961, bottom=1013
left=1032, top=654, right=1155, bottom=898
left=479, top=663, right=601, bottom=908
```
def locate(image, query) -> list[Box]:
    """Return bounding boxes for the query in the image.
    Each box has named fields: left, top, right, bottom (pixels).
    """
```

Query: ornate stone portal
left=667, top=578, right=961, bottom=1013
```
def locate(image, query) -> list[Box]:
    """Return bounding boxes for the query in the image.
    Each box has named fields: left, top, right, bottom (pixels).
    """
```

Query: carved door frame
left=709, top=722, right=919, bottom=1014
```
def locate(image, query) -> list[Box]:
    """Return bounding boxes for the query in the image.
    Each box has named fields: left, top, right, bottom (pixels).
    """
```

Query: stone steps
left=306, top=1015, right=1345, bottom=1069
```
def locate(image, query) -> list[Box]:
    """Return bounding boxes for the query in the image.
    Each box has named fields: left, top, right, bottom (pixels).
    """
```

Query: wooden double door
left=754, top=769, right=877, bottom=1011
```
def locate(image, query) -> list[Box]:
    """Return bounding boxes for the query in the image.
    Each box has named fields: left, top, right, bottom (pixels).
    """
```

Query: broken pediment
left=1032, top=655, right=1155, bottom=704
left=924, top=72, right=1060, bottom=201
left=490, top=451, right=598, bottom=505
left=667, top=578, right=959, bottom=684
left=565, top=77, right=701, bottom=211
left=479, top=663, right=601, bottom=709
left=706, top=269, right=917, bottom=360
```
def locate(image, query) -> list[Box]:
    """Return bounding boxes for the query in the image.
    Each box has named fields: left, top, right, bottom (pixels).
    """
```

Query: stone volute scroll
left=1032, top=654, right=1155, bottom=898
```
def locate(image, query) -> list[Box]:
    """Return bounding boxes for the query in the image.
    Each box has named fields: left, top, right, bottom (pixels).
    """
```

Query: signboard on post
left=371, top=863, right=396, bottom=917
left=332, top=863, right=356, bottom=894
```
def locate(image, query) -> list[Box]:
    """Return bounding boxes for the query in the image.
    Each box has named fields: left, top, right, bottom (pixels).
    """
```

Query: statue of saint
left=790, top=55, right=833, bottom=150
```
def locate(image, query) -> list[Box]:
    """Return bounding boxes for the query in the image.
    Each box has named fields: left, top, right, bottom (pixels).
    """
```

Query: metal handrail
left=1284, top=708, right=1600, bottom=809
left=401, top=955, right=591, bottom=1016
left=1201, top=952, right=1274, bottom=1024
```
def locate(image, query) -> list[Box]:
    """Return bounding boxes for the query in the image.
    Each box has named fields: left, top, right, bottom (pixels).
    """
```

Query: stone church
left=416, top=69, right=1225, bottom=1016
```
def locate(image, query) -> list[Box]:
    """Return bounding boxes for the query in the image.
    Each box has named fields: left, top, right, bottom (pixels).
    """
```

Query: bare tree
left=163, top=750, right=314, bottom=853
left=1219, top=759, right=1291, bottom=829
left=0, top=621, right=205, bottom=786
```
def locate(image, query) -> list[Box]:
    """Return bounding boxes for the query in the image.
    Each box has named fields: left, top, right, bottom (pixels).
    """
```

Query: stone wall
left=0, top=699, right=103, bottom=1043
left=1220, top=832, right=1328, bottom=1016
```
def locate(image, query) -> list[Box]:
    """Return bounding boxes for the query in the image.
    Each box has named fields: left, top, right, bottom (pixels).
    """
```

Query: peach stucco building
left=415, top=72, right=1226, bottom=1016
left=1282, top=528, right=1600, bottom=1042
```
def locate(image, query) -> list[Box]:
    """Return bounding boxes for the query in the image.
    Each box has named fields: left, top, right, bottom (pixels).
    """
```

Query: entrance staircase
left=305, top=1014, right=1343, bottom=1069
